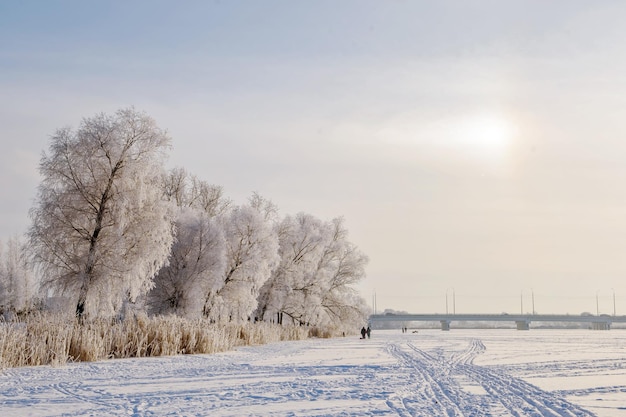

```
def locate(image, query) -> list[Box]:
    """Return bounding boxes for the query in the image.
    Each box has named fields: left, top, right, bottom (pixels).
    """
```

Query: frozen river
left=1, top=329, right=625, bottom=416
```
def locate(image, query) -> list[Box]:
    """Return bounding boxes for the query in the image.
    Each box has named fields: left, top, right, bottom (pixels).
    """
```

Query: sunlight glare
left=378, top=111, right=518, bottom=167
left=450, top=114, right=516, bottom=154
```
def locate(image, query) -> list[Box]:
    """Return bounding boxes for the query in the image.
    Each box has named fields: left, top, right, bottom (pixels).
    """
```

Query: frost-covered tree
left=316, top=220, right=369, bottom=328
left=256, top=215, right=369, bottom=330
left=256, top=213, right=327, bottom=324
left=28, top=108, right=174, bottom=319
left=0, top=236, right=39, bottom=315
left=149, top=208, right=225, bottom=317
left=205, top=203, right=280, bottom=322
left=149, top=169, right=229, bottom=317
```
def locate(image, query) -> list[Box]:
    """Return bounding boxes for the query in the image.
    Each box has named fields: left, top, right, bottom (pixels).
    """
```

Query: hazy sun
left=451, top=114, right=516, bottom=152
left=380, top=111, right=518, bottom=163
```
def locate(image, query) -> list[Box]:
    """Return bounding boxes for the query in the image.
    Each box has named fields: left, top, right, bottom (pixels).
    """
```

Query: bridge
left=369, top=313, right=626, bottom=330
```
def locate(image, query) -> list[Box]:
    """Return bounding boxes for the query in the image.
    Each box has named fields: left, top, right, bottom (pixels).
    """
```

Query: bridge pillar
left=440, top=320, right=451, bottom=331
left=515, top=320, right=530, bottom=330
left=591, top=321, right=611, bottom=330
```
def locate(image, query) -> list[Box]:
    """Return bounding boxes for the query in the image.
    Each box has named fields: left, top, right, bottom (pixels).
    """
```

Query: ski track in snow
left=385, top=339, right=595, bottom=417
left=1, top=330, right=625, bottom=416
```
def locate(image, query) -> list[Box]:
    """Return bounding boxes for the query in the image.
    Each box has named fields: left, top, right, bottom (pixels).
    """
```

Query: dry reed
left=0, top=313, right=309, bottom=369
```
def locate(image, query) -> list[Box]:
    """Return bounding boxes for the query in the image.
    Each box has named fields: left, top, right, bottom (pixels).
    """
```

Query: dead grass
left=0, top=313, right=309, bottom=368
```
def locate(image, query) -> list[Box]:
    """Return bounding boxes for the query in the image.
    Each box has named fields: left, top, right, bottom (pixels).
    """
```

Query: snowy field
left=1, top=329, right=625, bottom=416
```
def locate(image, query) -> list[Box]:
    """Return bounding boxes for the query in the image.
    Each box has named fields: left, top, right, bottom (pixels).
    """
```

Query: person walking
left=360, top=326, right=366, bottom=339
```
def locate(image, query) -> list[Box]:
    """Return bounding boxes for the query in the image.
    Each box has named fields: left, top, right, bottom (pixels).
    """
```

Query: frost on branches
left=149, top=169, right=228, bottom=318
left=256, top=214, right=369, bottom=330
left=204, top=204, right=280, bottom=323
left=28, top=108, right=174, bottom=319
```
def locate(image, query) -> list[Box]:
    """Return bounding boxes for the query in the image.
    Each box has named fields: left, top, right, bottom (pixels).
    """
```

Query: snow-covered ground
left=1, top=329, right=625, bottom=416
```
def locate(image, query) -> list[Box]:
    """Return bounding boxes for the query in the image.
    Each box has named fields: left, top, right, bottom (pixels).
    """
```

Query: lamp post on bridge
left=446, top=288, right=456, bottom=315
left=612, top=288, right=616, bottom=316
left=521, top=288, right=535, bottom=315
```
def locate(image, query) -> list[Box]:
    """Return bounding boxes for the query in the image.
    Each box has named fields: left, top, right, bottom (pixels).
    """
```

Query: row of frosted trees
left=11, top=108, right=369, bottom=331
left=153, top=172, right=368, bottom=328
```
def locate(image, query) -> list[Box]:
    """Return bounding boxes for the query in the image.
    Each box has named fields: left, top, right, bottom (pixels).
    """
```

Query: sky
left=2, top=1, right=626, bottom=315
